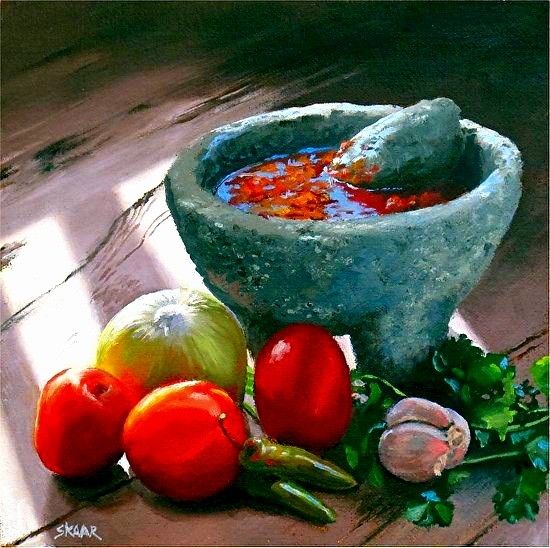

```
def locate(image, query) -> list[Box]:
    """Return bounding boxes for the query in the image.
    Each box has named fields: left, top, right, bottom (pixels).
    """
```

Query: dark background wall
left=3, top=1, right=548, bottom=170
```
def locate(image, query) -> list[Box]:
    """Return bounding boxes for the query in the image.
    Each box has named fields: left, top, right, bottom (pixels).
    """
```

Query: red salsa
left=215, top=149, right=465, bottom=221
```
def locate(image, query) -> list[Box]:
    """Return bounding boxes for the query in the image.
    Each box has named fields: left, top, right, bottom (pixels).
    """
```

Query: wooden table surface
left=1, top=3, right=548, bottom=546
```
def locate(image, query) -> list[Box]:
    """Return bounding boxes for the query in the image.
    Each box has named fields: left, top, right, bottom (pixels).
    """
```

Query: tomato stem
left=217, top=413, right=245, bottom=451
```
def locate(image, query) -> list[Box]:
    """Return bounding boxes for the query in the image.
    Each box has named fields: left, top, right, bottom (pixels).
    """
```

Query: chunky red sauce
left=215, top=149, right=465, bottom=221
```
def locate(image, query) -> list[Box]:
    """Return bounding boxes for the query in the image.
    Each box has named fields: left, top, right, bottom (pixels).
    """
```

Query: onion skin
left=95, top=288, right=247, bottom=402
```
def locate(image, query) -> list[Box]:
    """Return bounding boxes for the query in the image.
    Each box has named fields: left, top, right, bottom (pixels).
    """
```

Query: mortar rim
left=165, top=103, right=522, bottom=236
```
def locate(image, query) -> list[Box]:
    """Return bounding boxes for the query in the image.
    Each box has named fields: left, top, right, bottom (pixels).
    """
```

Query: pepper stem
left=242, top=401, right=259, bottom=422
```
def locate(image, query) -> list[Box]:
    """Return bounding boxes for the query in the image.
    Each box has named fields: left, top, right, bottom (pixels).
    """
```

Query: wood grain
left=472, top=498, right=549, bottom=546
left=342, top=469, right=510, bottom=546
left=19, top=483, right=371, bottom=547
left=0, top=49, right=367, bottom=548
left=2, top=3, right=547, bottom=546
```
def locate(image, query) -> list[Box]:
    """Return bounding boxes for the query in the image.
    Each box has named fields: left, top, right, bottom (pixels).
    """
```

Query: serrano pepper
left=236, top=471, right=336, bottom=524
left=240, top=437, right=357, bottom=491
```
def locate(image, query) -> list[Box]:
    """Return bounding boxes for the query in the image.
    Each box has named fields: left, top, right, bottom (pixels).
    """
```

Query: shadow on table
left=133, top=478, right=350, bottom=528
left=53, top=464, right=131, bottom=502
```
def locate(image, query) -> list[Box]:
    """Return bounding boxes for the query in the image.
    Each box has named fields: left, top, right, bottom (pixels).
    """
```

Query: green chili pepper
left=240, top=437, right=357, bottom=491
left=236, top=471, right=336, bottom=524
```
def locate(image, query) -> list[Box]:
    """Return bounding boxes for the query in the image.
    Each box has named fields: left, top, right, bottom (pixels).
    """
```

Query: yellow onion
left=95, top=288, right=247, bottom=402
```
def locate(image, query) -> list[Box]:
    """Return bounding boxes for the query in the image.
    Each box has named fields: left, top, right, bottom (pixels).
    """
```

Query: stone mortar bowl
left=165, top=103, right=522, bottom=383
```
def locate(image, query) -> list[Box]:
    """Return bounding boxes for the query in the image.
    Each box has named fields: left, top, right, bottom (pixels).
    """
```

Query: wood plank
left=347, top=468, right=548, bottom=546
left=1, top=59, right=359, bottom=544
left=1, top=12, right=360, bottom=321
left=2, top=3, right=547, bottom=545
left=2, top=37, right=547, bottom=355
left=18, top=463, right=549, bottom=546
left=471, top=498, right=549, bottom=546
left=0, top=57, right=334, bottom=319
left=0, top=131, right=345, bottom=544
left=4, top=213, right=547, bottom=547
left=0, top=186, right=198, bottom=544
left=2, top=162, right=547, bottom=545
left=451, top=169, right=549, bottom=355
left=2, top=156, right=547, bottom=545
left=18, top=481, right=391, bottom=547
left=3, top=168, right=547, bottom=544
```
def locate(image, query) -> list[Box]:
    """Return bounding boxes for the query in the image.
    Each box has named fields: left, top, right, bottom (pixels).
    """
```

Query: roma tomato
left=254, top=324, right=352, bottom=451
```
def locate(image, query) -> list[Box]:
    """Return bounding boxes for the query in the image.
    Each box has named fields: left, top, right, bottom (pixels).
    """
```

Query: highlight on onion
left=95, top=288, right=247, bottom=402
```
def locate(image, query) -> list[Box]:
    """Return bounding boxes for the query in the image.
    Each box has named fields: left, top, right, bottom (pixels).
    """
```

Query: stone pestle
left=328, top=98, right=465, bottom=189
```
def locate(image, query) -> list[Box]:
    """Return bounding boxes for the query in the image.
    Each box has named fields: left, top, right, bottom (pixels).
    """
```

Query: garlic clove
left=379, top=398, right=471, bottom=482
left=378, top=422, right=450, bottom=483
left=385, top=397, right=453, bottom=430
left=445, top=408, right=471, bottom=468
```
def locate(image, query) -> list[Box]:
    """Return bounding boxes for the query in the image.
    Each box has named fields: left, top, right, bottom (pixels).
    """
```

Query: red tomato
left=34, top=368, right=136, bottom=478
left=123, top=381, right=248, bottom=501
left=254, top=324, right=352, bottom=451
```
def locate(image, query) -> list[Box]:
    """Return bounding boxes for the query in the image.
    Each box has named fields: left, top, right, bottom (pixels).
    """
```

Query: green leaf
left=472, top=402, right=516, bottom=440
left=446, top=470, right=470, bottom=488
left=445, top=377, right=461, bottom=393
left=432, top=351, right=449, bottom=373
left=359, top=431, right=371, bottom=456
left=531, top=356, right=549, bottom=397
left=367, top=461, right=385, bottom=489
left=434, top=502, right=454, bottom=525
left=514, top=380, right=541, bottom=411
left=450, top=367, right=466, bottom=381
left=526, top=436, right=549, bottom=472
left=474, top=429, right=491, bottom=448
left=469, top=360, right=504, bottom=389
left=404, top=501, right=431, bottom=523
left=333, top=336, right=548, bottom=533
left=352, top=372, right=407, bottom=399
left=345, top=445, right=359, bottom=470
left=514, top=380, right=539, bottom=399
left=404, top=490, right=454, bottom=527
left=366, top=382, right=383, bottom=409
left=328, top=372, right=402, bottom=482
left=493, top=468, right=547, bottom=523
left=429, top=336, right=522, bottom=439
left=509, top=428, right=539, bottom=446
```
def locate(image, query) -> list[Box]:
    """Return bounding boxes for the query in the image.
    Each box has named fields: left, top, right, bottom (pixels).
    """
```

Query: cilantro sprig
left=325, top=371, right=403, bottom=484
left=531, top=356, right=549, bottom=398
left=493, top=468, right=547, bottom=523
left=432, top=336, right=519, bottom=439
left=404, top=489, right=455, bottom=527
left=430, top=335, right=548, bottom=451
left=425, top=338, right=548, bottom=525
left=329, top=336, right=548, bottom=528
